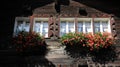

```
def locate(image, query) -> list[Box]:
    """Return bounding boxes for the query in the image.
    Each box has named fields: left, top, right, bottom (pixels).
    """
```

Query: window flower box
left=60, top=33, right=89, bottom=58
left=12, top=31, right=48, bottom=56
left=60, top=32, right=117, bottom=63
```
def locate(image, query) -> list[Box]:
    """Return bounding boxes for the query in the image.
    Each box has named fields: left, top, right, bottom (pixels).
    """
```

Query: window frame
left=77, top=18, right=93, bottom=33
left=33, top=18, right=49, bottom=38
left=60, top=18, right=75, bottom=37
left=13, top=17, right=30, bottom=36
left=93, top=18, right=111, bottom=33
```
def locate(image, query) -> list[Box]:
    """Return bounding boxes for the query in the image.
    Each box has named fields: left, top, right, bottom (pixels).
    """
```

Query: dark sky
left=0, top=0, right=120, bottom=17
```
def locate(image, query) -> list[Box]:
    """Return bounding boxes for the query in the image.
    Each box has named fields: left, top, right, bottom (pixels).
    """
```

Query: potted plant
left=12, top=31, right=48, bottom=56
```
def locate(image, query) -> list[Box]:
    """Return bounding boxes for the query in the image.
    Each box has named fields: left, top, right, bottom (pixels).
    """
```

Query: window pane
left=102, top=21, right=108, bottom=27
left=94, top=21, right=100, bottom=33
left=61, top=21, right=66, bottom=27
left=102, top=21, right=108, bottom=32
left=24, top=21, right=30, bottom=32
left=17, top=21, right=23, bottom=32
left=68, top=22, right=74, bottom=32
left=78, top=21, right=83, bottom=27
left=78, top=21, right=83, bottom=32
left=94, top=21, right=100, bottom=27
left=60, top=21, right=66, bottom=36
left=78, top=27, right=83, bottom=32
left=43, top=21, right=48, bottom=28
left=42, top=22, right=48, bottom=37
left=103, top=27, right=108, bottom=32
left=85, top=21, right=91, bottom=27
left=85, top=22, right=91, bottom=33
left=34, top=21, right=41, bottom=33
left=86, top=27, right=92, bottom=33
left=95, top=27, right=100, bottom=32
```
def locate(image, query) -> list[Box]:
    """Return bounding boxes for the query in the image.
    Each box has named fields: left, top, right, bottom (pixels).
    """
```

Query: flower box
left=60, top=32, right=117, bottom=63
left=12, top=31, right=48, bottom=56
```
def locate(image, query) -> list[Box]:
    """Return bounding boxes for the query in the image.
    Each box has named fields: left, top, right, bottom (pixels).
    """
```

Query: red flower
left=12, top=31, right=45, bottom=52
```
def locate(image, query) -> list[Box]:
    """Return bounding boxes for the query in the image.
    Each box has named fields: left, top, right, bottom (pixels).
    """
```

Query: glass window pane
left=61, top=21, right=66, bottom=28
left=78, top=22, right=83, bottom=27
left=68, top=22, right=74, bottom=27
left=42, top=22, right=48, bottom=37
left=85, top=21, right=91, bottom=33
left=86, top=27, right=92, bottom=33
left=102, top=21, right=108, bottom=32
left=78, top=22, right=83, bottom=32
left=94, top=21, right=100, bottom=33
left=95, top=27, right=100, bottom=32
left=102, top=21, right=108, bottom=27
left=43, top=21, right=48, bottom=28
left=103, top=27, right=108, bottom=32
left=94, top=21, right=100, bottom=27
left=34, top=21, right=41, bottom=32
left=78, top=27, right=83, bottom=32
left=68, top=22, right=74, bottom=32
left=85, top=21, right=91, bottom=27
left=24, top=21, right=30, bottom=32
left=17, top=21, right=23, bottom=32
left=60, top=21, right=66, bottom=36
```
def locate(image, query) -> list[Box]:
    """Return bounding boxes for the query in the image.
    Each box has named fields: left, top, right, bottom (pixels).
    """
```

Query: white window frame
left=94, top=18, right=111, bottom=33
left=13, top=17, right=30, bottom=36
left=60, top=18, right=75, bottom=36
left=33, top=18, right=49, bottom=38
left=77, top=18, right=93, bottom=33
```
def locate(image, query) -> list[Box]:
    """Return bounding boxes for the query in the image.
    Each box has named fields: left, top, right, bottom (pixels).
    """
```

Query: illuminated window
left=13, top=17, right=30, bottom=35
left=33, top=18, right=49, bottom=38
left=78, top=21, right=92, bottom=33
left=60, top=18, right=75, bottom=36
left=94, top=18, right=111, bottom=33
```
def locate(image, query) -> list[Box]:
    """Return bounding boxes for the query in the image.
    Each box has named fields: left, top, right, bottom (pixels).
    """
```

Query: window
left=60, top=21, right=66, bottom=36
left=13, top=17, right=30, bottom=35
left=60, top=18, right=75, bottom=36
left=33, top=18, right=49, bottom=38
left=78, top=21, right=83, bottom=32
left=77, top=18, right=92, bottom=33
left=94, top=21, right=109, bottom=33
left=94, top=18, right=111, bottom=33
left=78, top=21, right=92, bottom=33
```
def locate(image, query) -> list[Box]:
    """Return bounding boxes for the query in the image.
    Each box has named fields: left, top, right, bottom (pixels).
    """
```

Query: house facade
left=13, top=0, right=119, bottom=67
left=13, top=1, right=115, bottom=38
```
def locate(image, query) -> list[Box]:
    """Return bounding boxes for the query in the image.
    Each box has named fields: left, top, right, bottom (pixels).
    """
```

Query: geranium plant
left=60, top=33, right=89, bottom=58
left=60, top=32, right=117, bottom=63
left=12, top=31, right=47, bottom=56
left=86, top=32, right=116, bottom=63
left=86, top=32, right=114, bottom=51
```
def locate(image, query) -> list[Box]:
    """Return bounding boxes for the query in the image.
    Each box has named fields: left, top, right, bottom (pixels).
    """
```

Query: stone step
left=46, top=58, right=74, bottom=64
left=45, top=39, right=76, bottom=66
